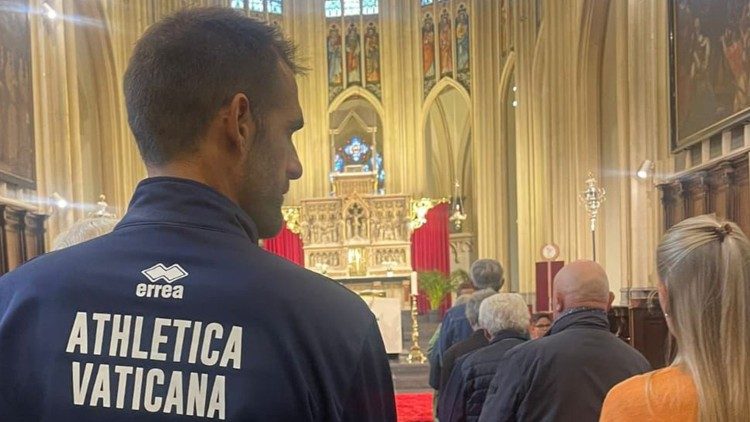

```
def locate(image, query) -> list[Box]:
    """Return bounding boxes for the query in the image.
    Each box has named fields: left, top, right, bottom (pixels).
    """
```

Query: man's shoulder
left=469, top=337, right=528, bottom=361
left=253, top=250, right=368, bottom=304
left=445, top=303, right=466, bottom=317
left=444, top=333, right=482, bottom=359
left=0, top=239, right=91, bottom=292
left=443, top=304, right=468, bottom=325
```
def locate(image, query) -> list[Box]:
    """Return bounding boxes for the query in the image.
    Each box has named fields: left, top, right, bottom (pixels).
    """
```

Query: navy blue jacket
left=437, top=304, right=473, bottom=363
left=439, top=329, right=489, bottom=391
left=478, top=309, right=650, bottom=422
left=438, top=330, right=526, bottom=422
left=0, top=177, right=396, bottom=422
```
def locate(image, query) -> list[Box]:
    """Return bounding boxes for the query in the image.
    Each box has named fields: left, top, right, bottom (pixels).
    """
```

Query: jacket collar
left=489, top=329, right=528, bottom=344
left=116, top=177, right=259, bottom=244
left=470, top=329, right=489, bottom=342
left=547, top=308, right=610, bottom=336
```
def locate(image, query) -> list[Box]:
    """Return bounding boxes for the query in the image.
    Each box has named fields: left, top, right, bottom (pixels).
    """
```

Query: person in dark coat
left=438, top=293, right=529, bottom=422
left=478, top=260, right=651, bottom=422
left=428, top=284, right=475, bottom=390
left=439, top=289, right=496, bottom=390
left=0, top=8, right=396, bottom=422
left=437, top=260, right=504, bottom=367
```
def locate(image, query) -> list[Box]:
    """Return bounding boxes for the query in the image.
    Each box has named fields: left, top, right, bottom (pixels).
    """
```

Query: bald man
left=478, top=261, right=650, bottom=422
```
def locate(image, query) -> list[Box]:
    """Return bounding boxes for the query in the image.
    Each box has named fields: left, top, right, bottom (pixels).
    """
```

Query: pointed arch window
left=420, top=0, right=471, bottom=95
left=326, top=0, right=381, bottom=102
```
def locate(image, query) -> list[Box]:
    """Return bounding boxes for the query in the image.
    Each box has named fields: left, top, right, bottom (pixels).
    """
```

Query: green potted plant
left=419, top=271, right=457, bottom=322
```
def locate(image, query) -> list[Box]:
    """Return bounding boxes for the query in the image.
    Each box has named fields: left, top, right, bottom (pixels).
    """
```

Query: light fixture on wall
left=635, top=159, right=654, bottom=180
left=42, top=2, right=58, bottom=20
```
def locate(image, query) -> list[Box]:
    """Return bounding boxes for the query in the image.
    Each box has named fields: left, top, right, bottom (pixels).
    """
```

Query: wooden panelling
left=659, top=154, right=750, bottom=235
left=609, top=303, right=669, bottom=370
left=4, top=208, right=25, bottom=271
left=630, top=305, right=670, bottom=369
left=0, top=205, right=46, bottom=276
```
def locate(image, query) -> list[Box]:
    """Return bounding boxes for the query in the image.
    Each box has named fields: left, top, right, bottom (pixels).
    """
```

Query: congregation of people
left=428, top=214, right=750, bottom=422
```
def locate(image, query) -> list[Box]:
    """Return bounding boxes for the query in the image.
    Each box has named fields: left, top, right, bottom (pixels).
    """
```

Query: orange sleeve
left=600, top=379, right=646, bottom=422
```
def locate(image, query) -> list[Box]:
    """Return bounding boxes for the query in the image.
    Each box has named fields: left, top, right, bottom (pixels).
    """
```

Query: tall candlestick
left=407, top=294, right=426, bottom=364
left=410, top=271, right=418, bottom=296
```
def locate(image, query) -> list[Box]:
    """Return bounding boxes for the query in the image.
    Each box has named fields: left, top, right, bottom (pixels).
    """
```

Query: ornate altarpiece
left=299, top=172, right=412, bottom=280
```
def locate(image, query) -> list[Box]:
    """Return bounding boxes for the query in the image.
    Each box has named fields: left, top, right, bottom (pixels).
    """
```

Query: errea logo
left=136, top=263, right=187, bottom=299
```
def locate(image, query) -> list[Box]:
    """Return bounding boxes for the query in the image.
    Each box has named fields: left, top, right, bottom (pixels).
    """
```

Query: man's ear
left=225, top=93, right=257, bottom=152
left=554, top=294, right=563, bottom=312
left=607, top=291, right=615, bottom=310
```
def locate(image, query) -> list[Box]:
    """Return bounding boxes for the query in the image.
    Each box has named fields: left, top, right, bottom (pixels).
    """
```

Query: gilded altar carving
left=300, top=173, right=412, bottom=278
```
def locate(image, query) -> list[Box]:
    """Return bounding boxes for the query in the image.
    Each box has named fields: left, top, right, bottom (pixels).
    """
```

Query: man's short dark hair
left=124, top=7, right=304, bottom=165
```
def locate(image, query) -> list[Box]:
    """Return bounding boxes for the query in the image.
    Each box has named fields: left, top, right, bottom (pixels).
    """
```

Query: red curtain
left=411, top=203, right=451, bottom=314
left=263, top=225, right=304, bottom=266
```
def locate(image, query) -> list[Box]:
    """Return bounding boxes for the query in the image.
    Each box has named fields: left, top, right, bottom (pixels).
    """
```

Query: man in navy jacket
left=436, top=260, right=504, bottom=374
left=478, top=261, right=650, bottom=422
left=438, top=293, right=529, bottom=422
left=0, top=7, right=396, bottom=422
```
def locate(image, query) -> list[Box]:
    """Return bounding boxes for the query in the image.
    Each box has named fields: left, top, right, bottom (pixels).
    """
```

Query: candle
left=410, top=271, right=418, bottom=296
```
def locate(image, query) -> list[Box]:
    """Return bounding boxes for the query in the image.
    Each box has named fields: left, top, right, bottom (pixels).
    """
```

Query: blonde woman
left=601, top=215, right=750, bottom=421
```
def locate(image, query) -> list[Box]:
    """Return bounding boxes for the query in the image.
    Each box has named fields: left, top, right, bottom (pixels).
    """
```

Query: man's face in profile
left=239, top=62, right=304, bottom=238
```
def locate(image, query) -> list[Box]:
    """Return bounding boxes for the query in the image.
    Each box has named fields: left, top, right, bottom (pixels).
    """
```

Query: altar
left=295, top=171, right=415, bottom=353
left=339, top=276, right=407, bottom=354
left=299, top=172, right=413, bottom=302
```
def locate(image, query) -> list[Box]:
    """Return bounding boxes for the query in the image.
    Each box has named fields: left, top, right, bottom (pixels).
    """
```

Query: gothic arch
left=421, top=77, right=471, bottom=123
left=328, top=86, right=385, bottom=119
left=421, top=77, right=472, bottom=199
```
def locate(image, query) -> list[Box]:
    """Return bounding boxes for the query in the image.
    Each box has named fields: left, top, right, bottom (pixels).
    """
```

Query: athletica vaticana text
left=65, top=312, right=243, bottom=420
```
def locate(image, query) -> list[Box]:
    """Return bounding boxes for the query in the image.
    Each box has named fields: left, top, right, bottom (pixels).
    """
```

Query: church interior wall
left=4, top=0, right=749, bottom=304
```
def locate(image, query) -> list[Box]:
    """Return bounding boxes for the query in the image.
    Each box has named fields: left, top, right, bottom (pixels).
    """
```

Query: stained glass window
left=344, top=137, right=370, bottom=162
left=249, top=0, right=264, bottom=12
left=268, top=0, right=282, bottom=14
left=325, top=0, right=342, bottom=17
left=343, top=0, right=360, bottom=16
left=421, top=0, right=433, bottom=5
left=362, top=0, right=378, bottom=15
left=231, top=0, right=245, bottom=9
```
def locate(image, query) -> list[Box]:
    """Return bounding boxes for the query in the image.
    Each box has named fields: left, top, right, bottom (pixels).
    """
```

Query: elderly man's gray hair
left=52, top=217, right=120, bottom=251
left=465, top=288, right=497, bottom=327
left=470, top=259, right=505, bottom=291
left=479, top=293, right=530, bottom=335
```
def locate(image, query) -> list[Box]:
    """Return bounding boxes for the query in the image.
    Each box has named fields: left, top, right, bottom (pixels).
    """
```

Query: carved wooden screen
left=659, top=153, right=750, bottom=235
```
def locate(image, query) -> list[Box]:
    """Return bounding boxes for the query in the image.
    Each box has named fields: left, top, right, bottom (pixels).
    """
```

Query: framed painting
left=669, top=0, right=750, bottom=151
left=0, top=1, right=36, bottom=189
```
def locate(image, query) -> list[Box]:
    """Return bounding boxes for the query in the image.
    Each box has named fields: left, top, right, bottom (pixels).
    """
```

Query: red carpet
left=395, top=392, right=433, bottom=422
